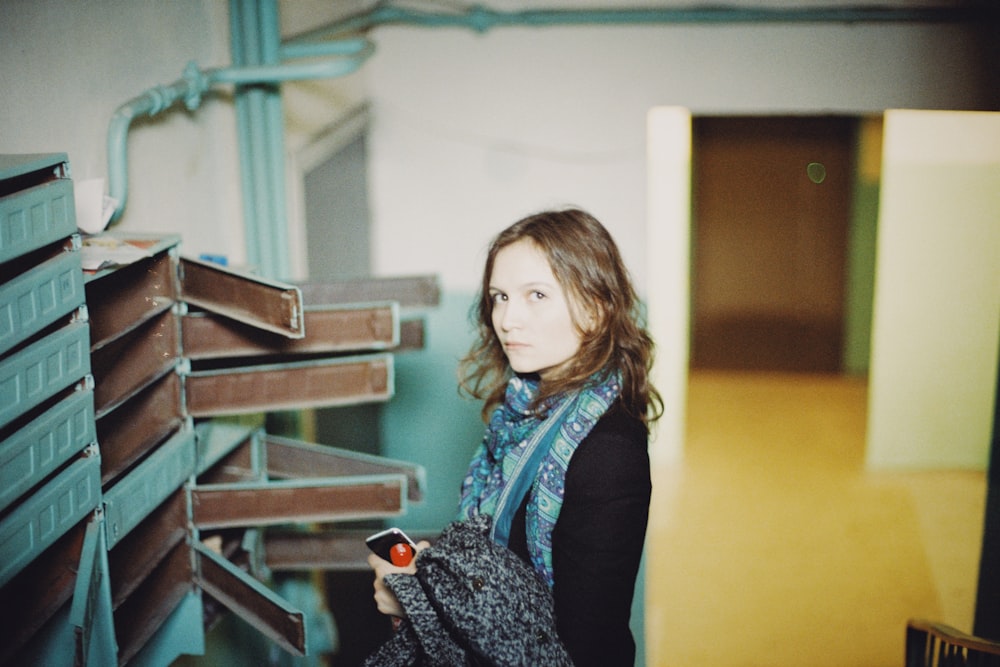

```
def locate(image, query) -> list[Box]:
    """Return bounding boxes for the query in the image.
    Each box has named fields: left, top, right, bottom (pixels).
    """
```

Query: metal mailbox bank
left=0, top=153, right=436, bottom=665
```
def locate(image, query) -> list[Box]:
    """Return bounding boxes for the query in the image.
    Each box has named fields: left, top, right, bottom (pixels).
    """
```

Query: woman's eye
left=530, top=291, right=546, bottom=301
left=490, top=293, right=506, bottom=303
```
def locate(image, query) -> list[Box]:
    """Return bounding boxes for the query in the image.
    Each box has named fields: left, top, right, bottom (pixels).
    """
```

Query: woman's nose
left=497, top=301, right=520, bottom=331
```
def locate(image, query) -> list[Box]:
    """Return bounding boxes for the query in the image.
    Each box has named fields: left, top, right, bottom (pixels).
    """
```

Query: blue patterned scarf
left=457, top=372, right=620, bottom=587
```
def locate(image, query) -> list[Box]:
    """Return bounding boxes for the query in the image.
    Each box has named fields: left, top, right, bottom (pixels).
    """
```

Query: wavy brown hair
left=458, top=208, right=663, bottom=428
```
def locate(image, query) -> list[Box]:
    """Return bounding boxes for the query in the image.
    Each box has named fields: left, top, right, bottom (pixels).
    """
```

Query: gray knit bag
left=363, top=514, right=574, bottom=666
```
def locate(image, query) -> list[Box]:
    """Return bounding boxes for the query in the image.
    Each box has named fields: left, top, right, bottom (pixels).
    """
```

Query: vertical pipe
left=260, top=0, right=290, bottom=279
left=230, top=0, right=259, bottom=270
left=230, top=0, right=290, bottom=279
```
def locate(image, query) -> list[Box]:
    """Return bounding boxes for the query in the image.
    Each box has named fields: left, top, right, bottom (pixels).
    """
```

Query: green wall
left=381, top=290, right=484, bottom=531
left=844, top=177, right=879, bottom=375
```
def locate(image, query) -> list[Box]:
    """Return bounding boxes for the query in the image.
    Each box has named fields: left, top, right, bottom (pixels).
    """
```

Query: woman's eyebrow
left=490, top=279, right=558, bottom=292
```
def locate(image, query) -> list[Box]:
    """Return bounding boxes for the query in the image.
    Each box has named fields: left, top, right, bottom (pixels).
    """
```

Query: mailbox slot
left=0, top=240, right=84, bottom=357
left=0, top=153, right=74, bottom=266
left=0, top=319, right=90, bottom=431
left=0, top=384, right=96, bottom=513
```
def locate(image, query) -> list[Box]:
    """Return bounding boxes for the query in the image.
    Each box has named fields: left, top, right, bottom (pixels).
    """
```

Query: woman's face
left=488, top=239, right=584, bottom=380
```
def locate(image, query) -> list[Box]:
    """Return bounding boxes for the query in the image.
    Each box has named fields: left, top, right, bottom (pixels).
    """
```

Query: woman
left=370, top=208, right=662, bottom=666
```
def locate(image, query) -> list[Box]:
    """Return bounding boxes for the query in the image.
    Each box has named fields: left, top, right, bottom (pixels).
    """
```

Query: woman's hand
left=368, top=540, right=430, bottom=618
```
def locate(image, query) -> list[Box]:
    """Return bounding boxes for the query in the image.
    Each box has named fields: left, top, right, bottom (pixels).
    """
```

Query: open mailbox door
left=69, top=515, right=117, bottom=667
left=187, top=421, right=424, bottom=658
left=191, top=422, right=420, bottom=530
left=87, top=236, right=432, bottom=663
left=178, top=256, right=305, bottom=338
left=193, top=540, right=308, bottom=656
left=82, top=233, right=435, bottom=423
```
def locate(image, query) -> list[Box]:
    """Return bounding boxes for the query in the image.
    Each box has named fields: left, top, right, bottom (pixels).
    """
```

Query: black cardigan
left=507, top=401, right=651, bottom=667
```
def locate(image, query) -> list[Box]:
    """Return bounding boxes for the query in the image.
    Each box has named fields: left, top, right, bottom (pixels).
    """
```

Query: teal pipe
left=279, top=36, right=372, bottom=61
left=288, top=2, right=994, bottom=42
left=107, top=63, right=208, bottom=224
left=106, top=47, right=372, bottom=226
left=231, top=0, right=284, bottom=278
left=212, top=53, right=373, bottom=84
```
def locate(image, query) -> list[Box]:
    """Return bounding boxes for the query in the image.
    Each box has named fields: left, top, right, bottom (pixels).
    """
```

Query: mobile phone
left=366, top=527, right=417, bottom=566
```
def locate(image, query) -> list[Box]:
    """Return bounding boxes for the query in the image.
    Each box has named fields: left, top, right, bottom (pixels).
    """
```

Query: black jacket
left=508, top=401, right=651, bottom=666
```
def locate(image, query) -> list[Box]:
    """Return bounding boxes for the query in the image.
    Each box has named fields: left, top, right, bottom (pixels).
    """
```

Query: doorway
left=690, top=115, right=857, bottom=373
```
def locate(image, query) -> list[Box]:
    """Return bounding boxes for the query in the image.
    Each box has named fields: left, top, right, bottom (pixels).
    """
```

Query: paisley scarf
left=457, top=371, right=620, bottom=587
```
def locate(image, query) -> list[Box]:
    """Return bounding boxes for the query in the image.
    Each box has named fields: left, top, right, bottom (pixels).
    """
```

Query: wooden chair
left=906, top=619, right=1000, bottom=667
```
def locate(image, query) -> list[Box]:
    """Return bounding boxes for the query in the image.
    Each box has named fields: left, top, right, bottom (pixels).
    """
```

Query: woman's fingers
left=372, top=574, right=406, bottom=617
left=368, top=550, right=421, bottom=617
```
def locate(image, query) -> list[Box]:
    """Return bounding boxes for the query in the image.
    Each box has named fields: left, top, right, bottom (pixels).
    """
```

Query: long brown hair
left=458, top=208, right=663, bottom=427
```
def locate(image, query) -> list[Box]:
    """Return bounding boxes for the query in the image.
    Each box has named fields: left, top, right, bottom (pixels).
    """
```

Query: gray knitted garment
left=363, top=514, right=574, bottom=666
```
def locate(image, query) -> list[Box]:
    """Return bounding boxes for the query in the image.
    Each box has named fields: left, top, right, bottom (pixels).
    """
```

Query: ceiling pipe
left=286, top=2, right=997, bottom=43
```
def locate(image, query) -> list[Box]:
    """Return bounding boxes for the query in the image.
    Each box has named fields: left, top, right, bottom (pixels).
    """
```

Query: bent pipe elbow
left=106, top=77, right=209, bottom=225
left=106, top=95, right=166, bottom=224
left=207, top=49, right=374, bottom=85
left=106, top=53, right=371, bottom=224
left=106, top=105, right=140, bottom=225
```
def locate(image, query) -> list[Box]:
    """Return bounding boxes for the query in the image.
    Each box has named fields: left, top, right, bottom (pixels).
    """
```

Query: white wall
left=0, top=0, right=367, bottom=269
left=867, top=110, right=1000, bottom=469
left=0, top=0, right=246, bottom=262
left=364, top=18, right=995, bottom=295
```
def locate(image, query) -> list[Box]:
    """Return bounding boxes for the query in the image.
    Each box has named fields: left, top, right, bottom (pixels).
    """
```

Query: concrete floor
left=644, top=371, right=987, bottom=667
